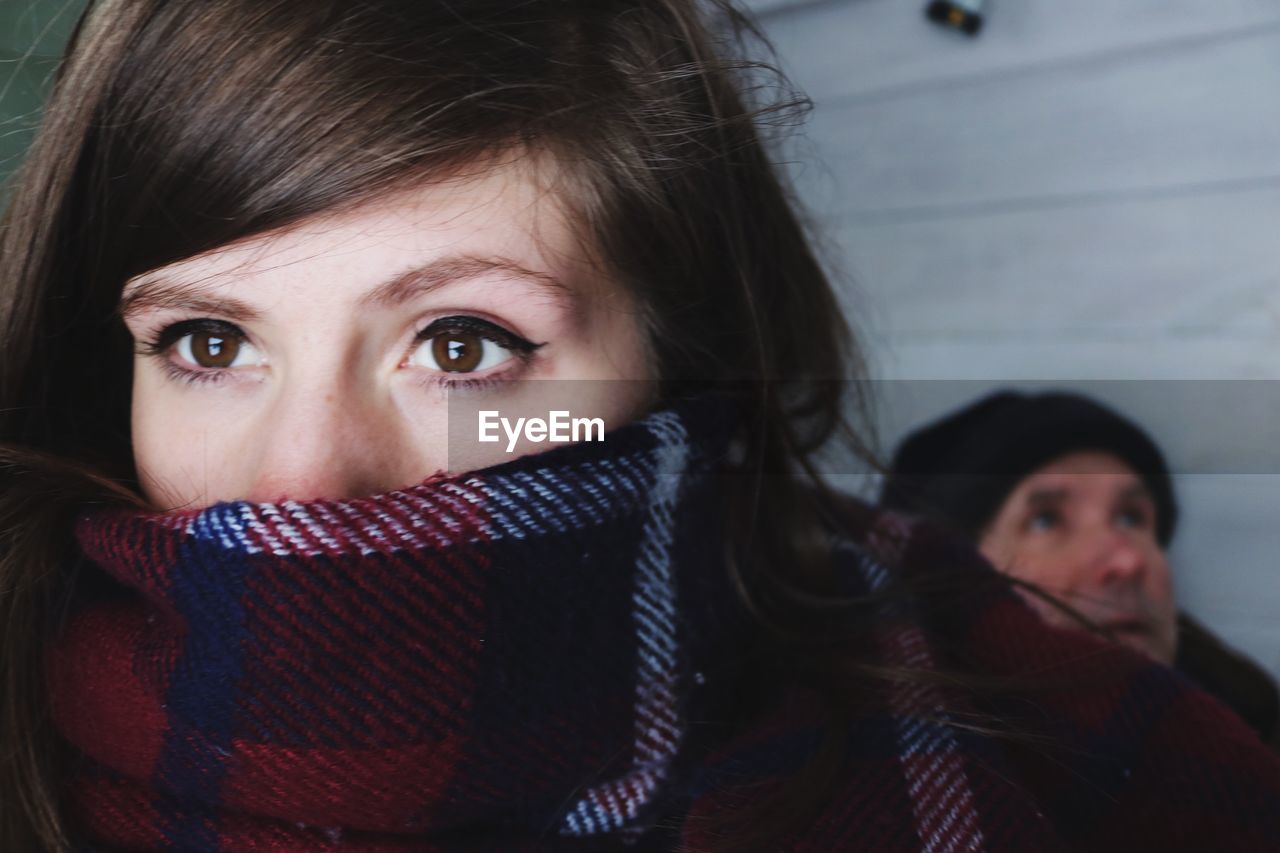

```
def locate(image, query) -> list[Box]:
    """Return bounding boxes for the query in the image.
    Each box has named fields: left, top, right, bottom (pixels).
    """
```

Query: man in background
left=881, top=390, right=1279, bottom=749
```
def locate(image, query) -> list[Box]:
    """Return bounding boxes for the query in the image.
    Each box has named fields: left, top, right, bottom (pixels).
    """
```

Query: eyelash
left=140, top=319, right=239, bottom=387
left=138, top=315, right=544, bottom=388
left=407, top=316, right=544, bottom=392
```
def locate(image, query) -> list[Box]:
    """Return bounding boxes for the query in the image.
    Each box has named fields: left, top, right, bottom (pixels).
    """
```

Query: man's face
left=978, top=451, right=1177, bottom=664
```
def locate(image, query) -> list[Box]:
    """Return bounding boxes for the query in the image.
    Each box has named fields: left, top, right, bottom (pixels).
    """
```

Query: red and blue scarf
left=48, top=398, right=1280, bottom=851
left=51, top=398, right=746, bottom=850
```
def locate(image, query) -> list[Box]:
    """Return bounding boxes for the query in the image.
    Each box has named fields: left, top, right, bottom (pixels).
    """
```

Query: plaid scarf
left=51, top=397, right=745, bottom=850
left=49, top=399, right=1280, bottom=851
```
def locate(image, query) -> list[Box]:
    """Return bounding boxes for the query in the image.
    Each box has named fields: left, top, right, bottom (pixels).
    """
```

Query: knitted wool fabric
left=49, top=399, right=1280, bottom=851
left=51, top=399, right=744, bottom=850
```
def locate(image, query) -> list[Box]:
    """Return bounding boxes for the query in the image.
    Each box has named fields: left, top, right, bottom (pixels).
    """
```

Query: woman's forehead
left=121, top=159, right=584, bottom=305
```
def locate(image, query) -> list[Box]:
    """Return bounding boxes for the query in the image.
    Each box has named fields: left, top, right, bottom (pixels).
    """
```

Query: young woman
left=3, top=1, right=1280, bottom=850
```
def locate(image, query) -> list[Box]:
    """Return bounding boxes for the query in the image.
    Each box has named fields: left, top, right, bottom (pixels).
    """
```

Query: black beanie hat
left=880, top=391, right=1178, bottom=546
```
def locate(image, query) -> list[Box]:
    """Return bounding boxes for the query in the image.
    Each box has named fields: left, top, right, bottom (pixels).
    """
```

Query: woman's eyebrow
left=362, top=254, right=576, bottom=311
left=119, top=280, right=261, bottom=323
left=119, top=254, right=577, bottom=321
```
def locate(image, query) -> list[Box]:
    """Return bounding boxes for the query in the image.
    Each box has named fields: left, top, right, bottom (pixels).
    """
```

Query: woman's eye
left=411, top=331, right=514, bottom=373
left=407, top=316, right=540, bottom=375
left=176, top=328, right=258, bottom=369
left=146, top=319, right=261, bottom=373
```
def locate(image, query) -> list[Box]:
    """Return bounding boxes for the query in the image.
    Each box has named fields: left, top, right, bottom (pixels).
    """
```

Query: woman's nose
left=242, top=386, right=435, bottom=502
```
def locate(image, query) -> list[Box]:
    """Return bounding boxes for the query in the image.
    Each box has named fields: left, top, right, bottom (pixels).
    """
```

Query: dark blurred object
left=1178, top=613, right=1280, bottom=751
left=926, top=0, right=984, bottom=36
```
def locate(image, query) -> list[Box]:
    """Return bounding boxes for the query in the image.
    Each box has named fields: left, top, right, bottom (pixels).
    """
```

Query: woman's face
left=122, top=163, right=655, bottom=508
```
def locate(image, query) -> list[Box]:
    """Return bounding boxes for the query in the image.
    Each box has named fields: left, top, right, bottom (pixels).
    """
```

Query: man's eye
left=1116, top=508, right=1148, bottom=529
left=407, top=316, right=540, bottom=374
left=1027, top=510, right=1059, bottom=532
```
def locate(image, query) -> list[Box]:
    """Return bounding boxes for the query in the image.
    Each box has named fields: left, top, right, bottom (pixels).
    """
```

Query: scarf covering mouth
left=50, top=396, right=747, bottom=850
left=48, top=395, right=1280, bottom=851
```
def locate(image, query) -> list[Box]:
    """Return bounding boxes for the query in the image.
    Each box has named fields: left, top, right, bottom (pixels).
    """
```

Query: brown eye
left=431, top=332, right=484, bottom=373
left=409, top=319, right=527, bottom=375
left=172, top=325, right=259, bottom=370
left=189, top=330, right=241, bottom=368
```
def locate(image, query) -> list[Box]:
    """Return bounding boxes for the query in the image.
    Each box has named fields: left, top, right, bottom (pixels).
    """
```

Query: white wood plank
left=753, top=0, right=1280, bottom=105
left=1158, top=475, right=1280, bottom=678
left=874, top=379, right=1280, bottom=472
left=827, top=186, right=1280, bottom=338
left=794, top=29, right=1280, bottom=215
left=738, top=0, right=823, bottom=16
left=873, top=337, right=1280, bottom=380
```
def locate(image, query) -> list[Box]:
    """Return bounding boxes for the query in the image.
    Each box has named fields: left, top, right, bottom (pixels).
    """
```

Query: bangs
left=82, top=0, right=609, bottom=280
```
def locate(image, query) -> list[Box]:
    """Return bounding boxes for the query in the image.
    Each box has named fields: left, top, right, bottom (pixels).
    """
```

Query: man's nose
left=243, top=386, right=427, bottom=502
left=1092, top=531, right=1148, bottom=586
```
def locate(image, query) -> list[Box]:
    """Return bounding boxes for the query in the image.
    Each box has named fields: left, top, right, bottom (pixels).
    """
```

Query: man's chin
left=1015, top=593, right=1176, bottom=664
left=1112, top=628, right=1159, bottom=660
left=1107, top=622, right=1178, bottom=666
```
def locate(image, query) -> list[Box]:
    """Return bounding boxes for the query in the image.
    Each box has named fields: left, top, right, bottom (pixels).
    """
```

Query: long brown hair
left=0, top=1, right=877, bottom=848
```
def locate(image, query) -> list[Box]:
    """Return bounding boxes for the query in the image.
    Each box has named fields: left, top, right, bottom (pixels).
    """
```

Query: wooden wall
left=746, top=0, right=1280, bottom=677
